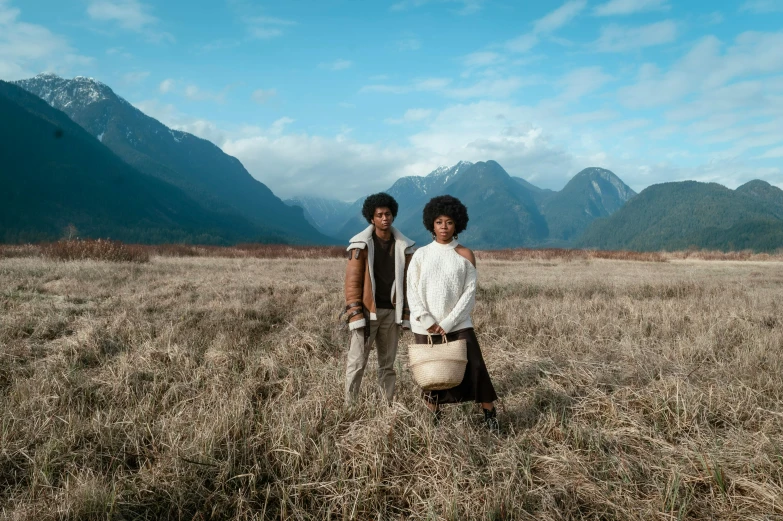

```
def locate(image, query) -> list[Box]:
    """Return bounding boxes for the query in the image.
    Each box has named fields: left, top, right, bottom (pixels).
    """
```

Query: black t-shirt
left=372, top=232, right=395, bottom=310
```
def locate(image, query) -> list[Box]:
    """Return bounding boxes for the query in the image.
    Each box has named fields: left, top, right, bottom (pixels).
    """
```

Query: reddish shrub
left=42, top=239, right=150, bottom=263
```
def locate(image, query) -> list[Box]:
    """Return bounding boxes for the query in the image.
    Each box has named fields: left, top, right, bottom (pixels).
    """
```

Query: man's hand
left=427, top=323, right=445, bottom=335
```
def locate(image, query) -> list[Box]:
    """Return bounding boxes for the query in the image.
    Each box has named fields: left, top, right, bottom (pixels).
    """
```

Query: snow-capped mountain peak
left=428, top=165, right=451, bottom=178
left=15, top=73, right=118, bottom=112
left=423, top=160, right=473, bottom=190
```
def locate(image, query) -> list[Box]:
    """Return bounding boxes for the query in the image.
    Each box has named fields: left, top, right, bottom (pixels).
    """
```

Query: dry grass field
left=2, top=251, right=783, bottom=520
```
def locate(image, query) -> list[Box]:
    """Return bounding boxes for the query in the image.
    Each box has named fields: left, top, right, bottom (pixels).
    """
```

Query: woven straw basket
left=408, top=334, right=468, bottom=391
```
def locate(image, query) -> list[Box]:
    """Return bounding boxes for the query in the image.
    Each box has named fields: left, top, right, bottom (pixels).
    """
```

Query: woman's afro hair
left=422, top=195, right=469, bottom=234
left=362, top=192, right=399, bottom=223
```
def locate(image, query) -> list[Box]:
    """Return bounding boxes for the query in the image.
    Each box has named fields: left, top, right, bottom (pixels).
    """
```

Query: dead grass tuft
left=41, top=239, right=150, bottom=263
left=149, top=243, right=346, bottom=259
left=1, top=255, right=783, bottom=519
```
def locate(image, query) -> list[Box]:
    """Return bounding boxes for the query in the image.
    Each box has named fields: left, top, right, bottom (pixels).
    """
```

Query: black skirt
left=413, top=328, right=498, bottom=405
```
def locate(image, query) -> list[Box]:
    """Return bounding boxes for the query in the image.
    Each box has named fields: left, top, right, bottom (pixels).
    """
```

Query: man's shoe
left=483, top=407, right=499, bottom=433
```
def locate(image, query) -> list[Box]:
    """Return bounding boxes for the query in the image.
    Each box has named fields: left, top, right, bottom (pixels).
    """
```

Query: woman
left=406, top=195, right=499, bottom=431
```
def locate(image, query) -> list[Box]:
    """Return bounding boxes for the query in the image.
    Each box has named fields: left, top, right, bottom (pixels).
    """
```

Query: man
left=344, top=192, right=415, bottom=403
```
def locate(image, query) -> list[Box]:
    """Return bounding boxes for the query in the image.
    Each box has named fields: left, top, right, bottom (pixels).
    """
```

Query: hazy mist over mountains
left=3, top=72, right=783, bottom=252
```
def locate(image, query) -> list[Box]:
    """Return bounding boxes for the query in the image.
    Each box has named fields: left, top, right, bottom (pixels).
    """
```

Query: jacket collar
left=349, top=224, right=415, bottom=249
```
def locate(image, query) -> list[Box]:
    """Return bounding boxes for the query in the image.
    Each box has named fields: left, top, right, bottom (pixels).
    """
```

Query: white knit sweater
left=406, top=240, right=477, bottom=335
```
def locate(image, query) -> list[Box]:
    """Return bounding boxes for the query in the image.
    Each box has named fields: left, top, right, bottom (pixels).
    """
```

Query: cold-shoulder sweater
left=406, top=240, right=477, bottom=335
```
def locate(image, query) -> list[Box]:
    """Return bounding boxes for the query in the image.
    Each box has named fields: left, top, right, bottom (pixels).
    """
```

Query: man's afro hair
left=422, top=195, right=469, bottom=234
left=362, top=192, right=399, bottom=223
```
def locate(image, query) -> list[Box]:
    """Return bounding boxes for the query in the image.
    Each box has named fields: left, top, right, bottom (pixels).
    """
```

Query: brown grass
left=3, top=241, right=783, bottom=263
left=1, top=254, right=783, bottom=519
left=40, top=239, right=151, bottom=263
left=0, top=242, right=346, bottom=261
left=151, top=243, right=346, bottom=259
left=666, top=248, right=783, bottom=262
left=476, top=248, right=669, bottom=262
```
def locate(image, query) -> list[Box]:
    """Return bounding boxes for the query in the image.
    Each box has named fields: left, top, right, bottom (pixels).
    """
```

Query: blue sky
left=1, top=0, right=782, bottom=200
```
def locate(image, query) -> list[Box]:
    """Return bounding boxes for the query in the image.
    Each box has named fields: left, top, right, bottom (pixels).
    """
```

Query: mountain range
left=13, top=73, right=332, bottom=245
left=577, top=180, right=783, bottom=252
left=289, top=161, right=637, bottom=249
left=283, top=197, right=353, bottom=235
left=0, top=81, right=263, bottom=244
left=4, top=72, right=782, bottom=252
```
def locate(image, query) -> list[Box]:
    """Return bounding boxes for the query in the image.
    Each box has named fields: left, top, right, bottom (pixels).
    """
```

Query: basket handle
left=425, top=333, right=448, bottom=346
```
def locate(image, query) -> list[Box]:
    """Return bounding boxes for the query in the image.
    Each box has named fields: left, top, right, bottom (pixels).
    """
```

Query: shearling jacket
left=344, top=224, right=415, bottom=330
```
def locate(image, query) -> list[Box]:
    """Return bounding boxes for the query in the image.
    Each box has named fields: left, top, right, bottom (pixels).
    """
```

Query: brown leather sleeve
left=402, top=252, right=412, bottom=321
left=344, top=248, right=366, bottom=323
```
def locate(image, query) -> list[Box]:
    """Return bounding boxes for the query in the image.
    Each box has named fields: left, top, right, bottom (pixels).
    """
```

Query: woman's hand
left=427, top=324, right=446, bottom=335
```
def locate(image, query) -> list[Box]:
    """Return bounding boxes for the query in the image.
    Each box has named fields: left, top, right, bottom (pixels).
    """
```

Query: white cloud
left=594, top=20, right=677, bottom=52
left=605, top=118, right=650, bottom=134
left=703, top=11, right=724, bottom=24
left=619, top=31, right=783, bottom=108
left=625, top=161, right=782, bottom=192
left=463, top=51, right=502, bottom=67
left=361, top=76, right=527, bottom=99
left=155, top=79, right=233, bottom=103
left=0, top=1, right=93, bottom=80
left=269, top=117, right=294, bottom=135
left=505, top=1, right=587, bottom=53
left=360, top=77, right=451, bottom=94
left=758, top=146, right=783, bottom=158
left=390, top=0, right=486, bottom=15
left=132, top=98, right=229, bottom=144
left=406, top=101, right=580, bottom=185
left=417, top=78, right=452, bottom=91
left=446, top=77, right=525, bottom=98
left=666, top=79, right=783, bottom=122
left=318, top=59, right=353, bottom=71
left=533, top=0, right=587, bottom=33
left=403, top=108, right=432, bottom=121
left=122, top=70, right=149, bottom=84
left=506, top=33, right=539, bottom=53
left=593, top=0, right=670, bottom=16
left=251, top=88, right=276, bottom=104
left=557, top=66, right=613, bottom=101
left=251, top=28, right=281, bottom=39
left=106, top=46, right=133, bottom=58
left=391, top=0, right=428, bottom=9
left=184, top=84, right=226, bottom=103
left=740, top=0, right=783, bottom=13
left=223, top=131, right=414, bottom=199
left=87, top=0, right=172, bottom=42
left=87, top=0, right=155, bottom=30
left=199, top=38, right=241, bottom=52
left=245, top=15, right=296, bottom=39
left=135, top=85, right=783, bottom=200
left=385, top=108, right=433, bottom=124
left=132, top=96, right=590, bottom=199
left=159, top=78, right=174, bottom=93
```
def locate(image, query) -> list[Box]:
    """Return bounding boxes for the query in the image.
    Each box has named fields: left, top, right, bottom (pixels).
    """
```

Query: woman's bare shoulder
left=454, top=245, right=476, bottom=267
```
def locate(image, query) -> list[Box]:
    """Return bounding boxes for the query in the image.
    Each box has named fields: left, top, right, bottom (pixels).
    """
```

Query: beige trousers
left=345, top=308, right=399, bottom=403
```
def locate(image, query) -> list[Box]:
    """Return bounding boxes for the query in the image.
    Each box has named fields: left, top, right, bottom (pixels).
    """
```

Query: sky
left=1, top=0, right=782, bottom=201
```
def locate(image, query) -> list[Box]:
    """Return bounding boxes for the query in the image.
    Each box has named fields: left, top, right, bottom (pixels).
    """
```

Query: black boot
left=483, top=407, right=499, bottom=433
